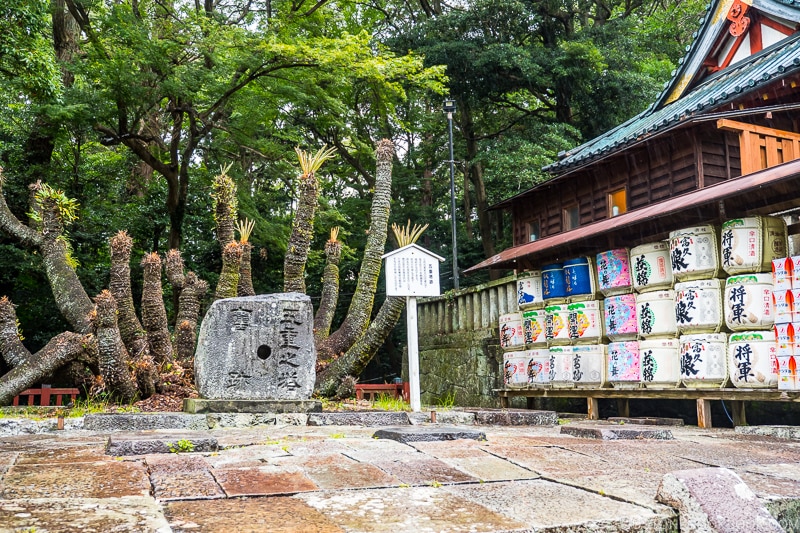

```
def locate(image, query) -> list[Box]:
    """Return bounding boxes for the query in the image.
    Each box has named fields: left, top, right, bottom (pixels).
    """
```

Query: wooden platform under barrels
left=495, top=387, right=800, bottom=428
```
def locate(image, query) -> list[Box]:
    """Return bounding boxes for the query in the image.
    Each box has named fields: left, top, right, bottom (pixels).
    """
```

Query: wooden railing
left=718, top=118, right=800, bottom=175
left=417, top=275, right=518, bottom=337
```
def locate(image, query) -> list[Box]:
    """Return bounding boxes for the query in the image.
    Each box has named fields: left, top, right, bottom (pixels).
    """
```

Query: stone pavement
left=1, top=417, right=800, bottom=532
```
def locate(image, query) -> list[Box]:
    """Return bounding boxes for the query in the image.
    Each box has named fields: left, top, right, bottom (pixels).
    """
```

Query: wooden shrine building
left=466, top=0, right=800, bottom=274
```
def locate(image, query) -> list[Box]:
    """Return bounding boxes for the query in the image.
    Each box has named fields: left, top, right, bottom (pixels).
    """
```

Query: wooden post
left=587, top=397, right=600, bottom=420
left=616, top=399, right=630, bottom=418
left=697, top=399, right=712, bottom=429
left=500, top=394, right=510, bottom=408
left=731, top=401, right=747, bottom=427
left=407, top=296, right=421, bottom=412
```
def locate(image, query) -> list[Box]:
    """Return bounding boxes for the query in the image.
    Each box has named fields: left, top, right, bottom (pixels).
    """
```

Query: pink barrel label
left=596, top=249, right=631, bottom=295
left=604, top=294, right=638, bottom=339
left=608, top=341, right=640, bottom=383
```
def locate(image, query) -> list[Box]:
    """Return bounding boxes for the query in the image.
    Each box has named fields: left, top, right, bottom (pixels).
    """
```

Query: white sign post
left=382, top=244, right=445, bottom=412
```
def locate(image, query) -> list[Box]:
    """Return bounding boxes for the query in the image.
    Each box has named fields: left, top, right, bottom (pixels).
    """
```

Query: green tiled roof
left=544, top=32, right=800, bottom=175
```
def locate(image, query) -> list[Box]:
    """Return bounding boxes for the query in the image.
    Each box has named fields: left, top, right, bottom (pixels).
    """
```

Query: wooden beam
left=587, top=397, right=599, bottom=420
left=717, top=119, right=800, bottom=142
left=731, top=401, right=747, bottom=427
left=697, top=399, right=713, bottom=429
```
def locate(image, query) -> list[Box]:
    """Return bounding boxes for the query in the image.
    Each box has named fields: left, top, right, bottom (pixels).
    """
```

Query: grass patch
left=373, top=393, right=411, bottom=412
left=436, top=390, right=456, bottom=411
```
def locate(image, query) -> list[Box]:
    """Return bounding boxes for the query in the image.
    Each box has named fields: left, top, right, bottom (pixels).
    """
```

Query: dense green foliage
left=0, top=0, right=705, bottom=376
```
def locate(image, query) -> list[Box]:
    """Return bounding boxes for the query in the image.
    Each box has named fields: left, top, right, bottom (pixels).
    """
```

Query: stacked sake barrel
left=501, top=270, right=546, bottom=388
left=772, top=255, right=800, bottom=390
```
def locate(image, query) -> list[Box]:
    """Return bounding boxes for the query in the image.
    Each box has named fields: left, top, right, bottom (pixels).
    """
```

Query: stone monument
left=184, top=293, right=321, bottom=413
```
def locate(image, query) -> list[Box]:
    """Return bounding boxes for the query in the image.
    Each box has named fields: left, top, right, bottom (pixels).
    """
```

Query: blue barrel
left=564, top=257, right=595, bottom=299
left=541, top=263, right=567, bottom=300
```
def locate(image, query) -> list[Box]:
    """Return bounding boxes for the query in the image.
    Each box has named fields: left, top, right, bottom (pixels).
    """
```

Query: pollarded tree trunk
left=237, top=242, right=255, bottom=296
left=165, top=249, right=186, bottom=292
left=141, top=253, right=173, bottom=365
left=313, top=235, right=341, bottom=345
left=0, top=296, right=32, bottom=368
left=94, top=291, right=138, bottom=402
left=212, top=169, right=237, bottom=250
left=109, top=231, right=150, bottom=358
left=215, top=242, right=242, bottom=301
left=317, top=140, right=395, bottom=362
left=0, top=332, right=91, bottom=406
left=174, top=272, right=208, bottom=361
left=175, top=321, right=196, bottom=362
left=316, top=295, right=405, bottom=396
left=283, top=174, right=318, bottom=294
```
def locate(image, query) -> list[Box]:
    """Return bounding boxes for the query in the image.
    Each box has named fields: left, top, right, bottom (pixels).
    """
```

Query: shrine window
left=527, top=220, right=540, bottom=242
left=563, top=205, right=580, bottom=231
left=608, top=188, right=627, bottom=217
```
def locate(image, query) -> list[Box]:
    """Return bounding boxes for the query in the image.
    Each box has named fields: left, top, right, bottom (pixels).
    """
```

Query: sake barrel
left=778, top=355, right=798, bottom=391
left=674, top=279, right=724, bottom=334
left=502, top=351, right=529, bottom=388
left=567, top=300, right=604, bottom=344
left=517, top=270, right=544, bottom=310
left=542, top=263, right=567, bottom=302
left=549, top=346, right=574, bottom=388
left=669, top=225, right=720, bottom=281
left=526, top=348, right=551, bottom=387
left=607, top=341, right=641, bottom=388
left=596, top=249, right=632, bottom=296
left=564, top=256, right=597, bottom=301
left=522, top=309, right=548, bottom=347
left=680, top=333, right=728, bottom=388
left=545, top=304, right=571, bottom=345
left=499, top=312, right=525, bottom=351
left=720, top=216, right=788, bottom=275
left=636, top=290, right=678, bottom=339
left=724, top=273, right=774, bottom=331
left=604, top=293, right=638, bottom=341
left=631, top=242, right=673, bottom=293
left=572, top=344, right=607, bottom=388
left=728, top=331, right=778, bottom=389
left=773, top=257, right=793, bottom=291
left=640, top=338, right=681, bottom=388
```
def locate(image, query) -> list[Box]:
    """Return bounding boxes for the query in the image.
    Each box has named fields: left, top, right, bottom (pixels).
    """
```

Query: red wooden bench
left=355, top=382, right=410, bottom=402
left=12, top=385, right=79, bottom=407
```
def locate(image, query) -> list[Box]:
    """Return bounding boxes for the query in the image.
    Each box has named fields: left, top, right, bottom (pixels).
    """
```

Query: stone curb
left=373, top=426, right=487, bottom=443
left=561, top=425, right=674, bottom=440
left=105, top=436, right=219, bottom=456
left=307, top=411, right=410, bottom=426
left=467, top=409, right=558, bottom=426
left=84, top=413, right=208, bottom=432
left=735, top=425, right=800, bottom=440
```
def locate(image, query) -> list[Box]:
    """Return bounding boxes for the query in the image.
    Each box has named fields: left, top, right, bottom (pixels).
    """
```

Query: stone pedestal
left=194, top=294, right=316, bottom=401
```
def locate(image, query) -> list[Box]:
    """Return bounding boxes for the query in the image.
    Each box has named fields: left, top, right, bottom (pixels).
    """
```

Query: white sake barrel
left=721, top=216, right=788, bottom=275
left=549, top=346, right=574, bottom=388
left=567, top=300, right=604, bottom=344
left=674, top=279, right=724, bottom=334
left=545, top=304, right=571, bottom=345
left=517, top=270, right=544, bottom=310
left=636, top=290, right=678, bottom=339
left=778, top=355, right=798, bottom=391
left=724, top=273, right=774, bottom=331
left=499, top=312, right=525, bottom=351
left=503, top=351, right=529, bottom=388
left=607, top=341, right=641, bottom=388
left=526, top=348, right=551, bottom=387
left=604, top=293, right=638, bottom=341
left=669, top=225, right=720, bottom=281
left=680, top=333, right=728, bottom=388
left=631, top=242, right=673, bottom=293
left=640, top=339, right=681, bottom=388
left=728, top=331, right=778, bottom=389
left=522, top=309, right=548, bottom=347
left=572, top=344, right=607, bottom=388
left=596, top=249, right=633, bottom=296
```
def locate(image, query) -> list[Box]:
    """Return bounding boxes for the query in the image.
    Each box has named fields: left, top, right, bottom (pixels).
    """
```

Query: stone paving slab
left=298, top=486, right=531, bottom=533
left=438, top=455, right=539, bottom=482
left=371, top=457, right=478, bottom=485
left=736, top=425, right=800, bottom=440
left=202, top=443, right=291, bottom=469
left=447, top=479, right=677, bottom=532
left=339, top=436, right=421, bottom=462
left=373, top=425, right=486, bottom=443
left=14, top=445, right=108, bottom=464
left=1, top=460, right=151, bottom=499
left=146, top=454, right=225, bottom=501
left=293, top=453, right=400, bottom=490
left=85, top=413, right=209, bottom=431
left=657, top=467, right=783, bottom=533
left=212, top=467, right=318, bottom=497
left=0, top=497, right=170, bottom=532
left=561, top=424, right=674, bottom=440
left=307, top=411, right=410, bottom=426
left=164, top=496, right=345, bottom=533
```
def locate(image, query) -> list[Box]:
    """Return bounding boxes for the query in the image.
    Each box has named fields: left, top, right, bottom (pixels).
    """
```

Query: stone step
left=466, top=409, right=558, bottom=426
left=105, top=433, right=219, bottom=456
left=307, top=411, right=410, bottom=426
left=373, top=426, right=487, bottom=443
left=561, top=424, right=674, bottom=440
left=85, top=413, right=209, bottom=432
left=609, top=416, right=685, bottom=426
